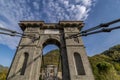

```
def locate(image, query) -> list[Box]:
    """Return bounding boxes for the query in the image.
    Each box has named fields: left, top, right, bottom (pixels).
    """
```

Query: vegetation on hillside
left=89, top=44, right=120, bottom=80
left=0, top=65, right=8, bottom=80
left=42, top=49, right=62, bottom=71
left=43, top=49, right=60, bottom=66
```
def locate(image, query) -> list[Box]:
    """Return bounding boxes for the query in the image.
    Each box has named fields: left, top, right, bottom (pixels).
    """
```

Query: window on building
left=74, top=52, right=85, bottom=75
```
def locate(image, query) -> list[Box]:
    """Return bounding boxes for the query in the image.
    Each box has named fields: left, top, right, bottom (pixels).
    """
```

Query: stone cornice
left=19, top=21, right=84, bottom=31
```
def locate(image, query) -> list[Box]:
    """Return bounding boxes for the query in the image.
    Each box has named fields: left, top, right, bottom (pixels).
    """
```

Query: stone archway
left=7, top=21, right=94, bottom=80
left=38, top=32, right=70, bottom=80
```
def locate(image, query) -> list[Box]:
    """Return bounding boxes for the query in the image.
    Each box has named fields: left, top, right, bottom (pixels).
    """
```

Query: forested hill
left=89, top=44, right=120, bottom=80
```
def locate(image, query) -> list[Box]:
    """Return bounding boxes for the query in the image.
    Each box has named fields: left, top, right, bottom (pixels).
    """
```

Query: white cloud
left=82, top=0, right=92, bottom=6
left=0, top=0, right=96, bottom=49
left=41, top=0, right=95, bottom=22
left=33, top=1, right=40, bottom=10
left=64, top=1, right=69, bottom=7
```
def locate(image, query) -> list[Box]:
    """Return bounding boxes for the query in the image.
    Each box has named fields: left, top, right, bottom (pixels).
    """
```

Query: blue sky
left=0, top=0, right=120, bottom=67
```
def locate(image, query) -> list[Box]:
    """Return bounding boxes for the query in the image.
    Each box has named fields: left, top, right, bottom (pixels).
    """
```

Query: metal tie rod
left=81, top=26, right=120, bottom=36
left=81, top=18, right=120, bottom=33
left=67, top=26, right=120, bottom=39
left=0, top=27, right=37, bottom=39
left=0, top=32, right=22, bottom=37
left=66, top=18, right=120, bottom=39
left=0, top=27, right=23, bottom=35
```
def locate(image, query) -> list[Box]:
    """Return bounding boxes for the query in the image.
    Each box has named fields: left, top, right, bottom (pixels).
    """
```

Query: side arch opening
left=20, top=52, right=29, bottom=75
left=74, top=52, right=85, bottom=75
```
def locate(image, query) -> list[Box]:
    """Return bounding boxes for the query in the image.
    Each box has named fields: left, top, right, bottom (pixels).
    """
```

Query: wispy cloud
left=41, top=0, right=95, bottom=22
left=0, top=0, right=96, bottom=49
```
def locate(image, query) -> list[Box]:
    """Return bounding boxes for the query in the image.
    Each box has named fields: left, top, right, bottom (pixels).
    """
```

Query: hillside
left=42, top=49, right=62, bottom=71
left=0, top=65, right=8, bottom=71
left=89, top=44, right=120, bottom=80
left=0, top=65, right=8, bottom=80
left=43, top=49, right=60, bottom=66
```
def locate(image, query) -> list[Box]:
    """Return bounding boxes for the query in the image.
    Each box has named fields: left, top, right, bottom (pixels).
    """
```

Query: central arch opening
left=40, top=38, right=62, bottom=80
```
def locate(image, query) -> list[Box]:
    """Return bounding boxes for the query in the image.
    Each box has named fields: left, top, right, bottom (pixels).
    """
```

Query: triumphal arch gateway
left=7, top=21, right=94, bottom=80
